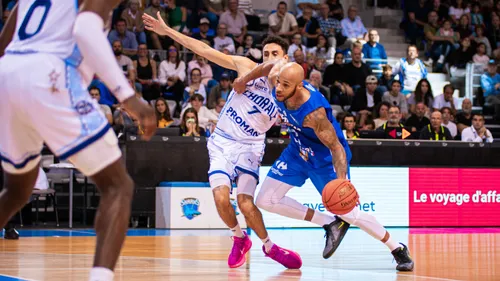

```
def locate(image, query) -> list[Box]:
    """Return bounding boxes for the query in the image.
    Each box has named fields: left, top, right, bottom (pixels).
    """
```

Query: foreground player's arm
left=232, top=58, right=287, bottom=93
left=74, top=0, right=156, bottom=140
left=303, top=108, right=348, bottom=179
left=0, top=3, right=18, bottom=57
left=142, top=12, right=256, bottom=76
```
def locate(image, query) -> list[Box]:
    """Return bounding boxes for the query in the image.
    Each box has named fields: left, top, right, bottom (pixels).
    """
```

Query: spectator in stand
left=210, top=98, right=226, bottom=117
left=373, top=101, right=390, bottom=128
left=408, top=78, right=434, bottom=115
left=342, top=47, right=372, bottom=92
left=449, top=0, right=470, bottom=26
left=193, top=18, right=215, bottom=46
left=448, top=37, right=475, bottom=71
left=288, top=33, right=307, bottom=62
left=308, top=70, right=330, bottom=100
left=295, top=0, right=320, bottom=17
left=180, top=108, right=206, bottom=137
left=441, top=106, right=458, bottom=138
left=268, top=1, right=298, bottom=38
left=112, top=40, right=136, bottom=82
left=89, top=78, right=118, bottom=110
left=362, top=29, right=388, bottom=71
left=382, top=80, right=409, bottom=117
left=426, top=17, right=459, bottom=68
left=108, top=19, right=138, bottom=56
left=188, top=53, right=213, bottom=85
left=405, top=102, right=431, bottom=133
left=144, top=0, right=169, bottom=50
left=207, top=72, right=232, bottom=109
left=213, top=23, right=235, bottom=54
left=294, top=49, right=308, bottom=79
left=419, top=111, right=452, bottom=140
left=378, top=65, right=394, bottom=94
left=376, top=105, right=409, bottom=138
left=155, top=97, right=174, bottom=128
left=180, top=94, right=218, bottom=130
left=488, top=14, right=500, bottom=51
left=120, top=0, right=146, bottom=44
left=474, top=26, right=492, bottom=57
left=89, top=87, right=113, bottom=124
left=317, top=4, right=342, bottom=50
left=461, top=113, right=494, bottom=143
left=340, top=5, right=368, bottom=48
left=202, top=0, right=228, bottom=30
left=481, top=60, right=500, bottom=104
left=433, top=84, right=459, bottom=114
left=159, top=45, right=186, bottom=106
left=392, top=45, right=428, bottom=93
left=350, top=75, right=383, bottom=127
left=404, top=0, right=429, bottom=45
left=473, top=43, right=490, bottom=68
left=322, top=52, right=345, bottom=105
left=307, top=34, right=335, bottom=64
left=342, top=113, right=360, bottom=139
left=236, top=34, right=260, bottom=60
left=134, top=44, right=160, bottom=102
left=326, top=0, right=344, bottom=21
left=219, top=0, right=247, bottom=45
left=429, top=0, right=449, bottom=24
left=455, top=15, right=473, bottom=41
left=304, top=53, right=317, bottom=78
left=456, top=98, right=473, bottom=134
left=183, top=68, right=207, bottom=106
left=470, top=2, right=484, bottom=29
left=297, top=7, right=321, bottom=48
left=166, top=0, right=189, bottom=34
left=238, top=0, right=260, bottom=31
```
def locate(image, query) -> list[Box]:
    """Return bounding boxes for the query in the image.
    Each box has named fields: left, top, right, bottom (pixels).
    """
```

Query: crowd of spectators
left=0, top=0, right=497, bottom=142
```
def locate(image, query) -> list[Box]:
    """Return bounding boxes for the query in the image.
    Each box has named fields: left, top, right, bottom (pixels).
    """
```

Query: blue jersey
left=272, top=81, right=352, bottom=168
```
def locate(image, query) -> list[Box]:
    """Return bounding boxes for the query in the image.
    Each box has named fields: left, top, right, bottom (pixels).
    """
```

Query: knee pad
left=236, top=173, right=257, bottom=197
left=209, top=173, right=231, bottom=190
left=339, top=206, right=360, bottom=225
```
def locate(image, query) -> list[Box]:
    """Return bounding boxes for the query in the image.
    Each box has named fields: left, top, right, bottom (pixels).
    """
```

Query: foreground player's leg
left=0, top=165, right=39, bottom=233
left=338, top=207, right=414, bottom=271
left=256, top=177, right=349, bottom=259
left=237, top=174, right=301, bottom=269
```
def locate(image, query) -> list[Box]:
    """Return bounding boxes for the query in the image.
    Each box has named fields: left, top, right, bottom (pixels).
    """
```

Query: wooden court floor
left=0, top=228, right=499, bottom=281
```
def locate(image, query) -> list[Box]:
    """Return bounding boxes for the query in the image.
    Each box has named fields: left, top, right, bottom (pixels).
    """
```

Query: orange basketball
left=322, top=179, right=359, bottom=215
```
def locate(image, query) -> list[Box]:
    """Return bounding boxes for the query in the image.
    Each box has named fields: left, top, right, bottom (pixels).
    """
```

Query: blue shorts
left=267, top=146, right=350, bottom=194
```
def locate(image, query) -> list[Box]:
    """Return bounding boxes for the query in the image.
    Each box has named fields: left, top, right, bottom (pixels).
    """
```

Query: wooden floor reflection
left=0, top=228, right=499, bottom=281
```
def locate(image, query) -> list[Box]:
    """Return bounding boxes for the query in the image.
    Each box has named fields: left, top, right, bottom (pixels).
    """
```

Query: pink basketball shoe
left=228, top=232, right=252, bottom=268
left=262, top=244, right=302, bottom=269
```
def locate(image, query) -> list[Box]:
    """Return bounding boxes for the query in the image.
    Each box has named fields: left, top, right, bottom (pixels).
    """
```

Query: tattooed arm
left=303, top=107, right=348, bottom=179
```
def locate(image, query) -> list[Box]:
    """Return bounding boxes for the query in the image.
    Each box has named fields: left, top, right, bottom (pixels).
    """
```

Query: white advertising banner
left=155, top=167, right=409, bottom=229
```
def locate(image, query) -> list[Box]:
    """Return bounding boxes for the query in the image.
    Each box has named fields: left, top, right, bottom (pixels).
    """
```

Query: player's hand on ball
left=122, top=96, right=157, bottom=141
left=142, top=12, right=168, bottom=36
left=233, top=77, right=246, bottom=94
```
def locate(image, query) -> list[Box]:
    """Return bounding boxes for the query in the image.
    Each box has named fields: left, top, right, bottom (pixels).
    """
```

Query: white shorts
left=207, top=133, right=265, bottom=190
left=0, top=53, right=121, bottom=176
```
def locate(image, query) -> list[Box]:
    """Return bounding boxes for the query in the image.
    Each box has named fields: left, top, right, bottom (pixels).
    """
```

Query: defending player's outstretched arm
left=142, top=12, right=256, bottom=76
left=303, top=108, right=348, bottom=180
left=232, top=58, right=288, bottom=93
left=0, top=3, right=17, bottom=57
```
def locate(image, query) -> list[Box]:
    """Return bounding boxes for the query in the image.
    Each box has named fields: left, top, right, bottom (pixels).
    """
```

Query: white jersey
left=214, top=77, right=279, bottom=144
left=6, top=0, right=80, bottom=63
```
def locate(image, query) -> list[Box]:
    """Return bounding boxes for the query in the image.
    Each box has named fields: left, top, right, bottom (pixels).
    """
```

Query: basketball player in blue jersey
left=144, top=13, right=354, bottom=269
left=0, top=1, right=156, bottom=280
left=234, top=62, right=415, bottom=271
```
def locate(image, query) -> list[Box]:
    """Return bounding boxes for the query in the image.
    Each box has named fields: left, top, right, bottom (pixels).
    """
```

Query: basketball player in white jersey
left=0, top=1, right=156, bottom=281
left=143, top=13, right=309, bottom=269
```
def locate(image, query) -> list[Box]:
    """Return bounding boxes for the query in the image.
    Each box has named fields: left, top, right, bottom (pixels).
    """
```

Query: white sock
left=339, top=207, right=385, bottom=241
left=230, top=224, right=245, bottom=238
left=73, top=12, right=134, bottom=102
left=89, top=267, right=114, bottom=281
left=384, top=233, right=401, bottom=252
left=310, top=210, right=336, bottom=227
left=261, top=236, right=274, bottom=253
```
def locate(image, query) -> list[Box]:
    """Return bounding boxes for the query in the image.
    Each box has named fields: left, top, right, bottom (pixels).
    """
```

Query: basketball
left=322, top=179, right=359, bottom=215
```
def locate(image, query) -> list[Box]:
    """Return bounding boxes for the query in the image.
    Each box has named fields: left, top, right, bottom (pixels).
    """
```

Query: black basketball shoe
left=391, top=243, right=414, bottom=271
left=322, top=217, right=350, bottom=259
left=3, top=227, right=19, bottom=240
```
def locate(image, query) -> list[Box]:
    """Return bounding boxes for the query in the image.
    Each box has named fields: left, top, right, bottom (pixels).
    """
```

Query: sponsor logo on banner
left=230, top=198, right=240, bottom=215
left=180, top=197, right=201, bottom=220
left=409, top=168, right=500, bottom=227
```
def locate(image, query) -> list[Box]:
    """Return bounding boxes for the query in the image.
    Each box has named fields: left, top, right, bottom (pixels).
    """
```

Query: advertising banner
left=409, top=168, right=500, bottom=227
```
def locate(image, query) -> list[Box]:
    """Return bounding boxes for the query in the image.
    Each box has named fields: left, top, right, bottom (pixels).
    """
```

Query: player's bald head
left=279, top=62, right=304, bottom=85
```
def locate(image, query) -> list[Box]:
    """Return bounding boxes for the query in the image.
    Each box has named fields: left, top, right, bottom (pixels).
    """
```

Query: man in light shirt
left=268, top=1, right=298, bottom=37
left=287, top=33, right=307, bottom=62
left=392, top=45, right=427, bottom=93
left=433, top=84, right=459, bottom=114
left=461, top=114, right=493, bottom=143
left=340, top=5, right=368, bottom=49
left=441, top=107, right=457, bottom=138
left=213, top=23, right=236, bottom=54
left=219, top=0, right=247, bottom=45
